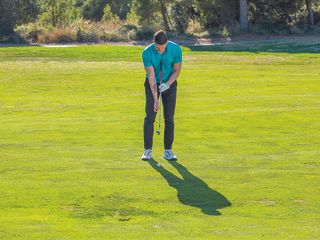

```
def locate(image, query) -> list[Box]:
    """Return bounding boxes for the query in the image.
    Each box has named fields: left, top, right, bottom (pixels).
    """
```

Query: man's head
left=153, top=30, right=168, bottom=54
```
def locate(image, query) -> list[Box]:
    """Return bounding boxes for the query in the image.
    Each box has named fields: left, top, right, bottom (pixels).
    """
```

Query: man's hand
left=159, top=83, right=170, bottom=93
left=154, top=98, right=159, bottom=112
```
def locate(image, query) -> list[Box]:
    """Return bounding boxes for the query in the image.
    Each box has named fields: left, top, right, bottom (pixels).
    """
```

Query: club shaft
left=158, top=93, right=161, bottom=133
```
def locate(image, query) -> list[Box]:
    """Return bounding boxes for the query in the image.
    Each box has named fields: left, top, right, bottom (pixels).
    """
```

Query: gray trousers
left=143, top=79, right=177, bottom=150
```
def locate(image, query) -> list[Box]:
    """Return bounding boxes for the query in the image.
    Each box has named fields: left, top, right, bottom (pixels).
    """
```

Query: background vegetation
left=1, top=0, right=320, bottom=43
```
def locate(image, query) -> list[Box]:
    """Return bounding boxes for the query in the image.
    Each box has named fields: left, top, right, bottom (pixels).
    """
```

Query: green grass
left=0, top=42, right=320, bottom=239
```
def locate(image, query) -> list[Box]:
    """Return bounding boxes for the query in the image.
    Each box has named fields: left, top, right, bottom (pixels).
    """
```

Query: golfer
left=141, top=30, right=182, bottom=161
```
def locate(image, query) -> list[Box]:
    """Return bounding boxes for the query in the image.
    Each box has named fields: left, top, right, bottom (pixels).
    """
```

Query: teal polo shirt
left=142, top=41, right=182, bottom=84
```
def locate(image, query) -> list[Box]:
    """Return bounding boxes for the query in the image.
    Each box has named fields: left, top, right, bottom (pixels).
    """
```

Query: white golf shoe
left=163, top=149, right=177, bottom=161
left=141, top=149, right=152, bottom=161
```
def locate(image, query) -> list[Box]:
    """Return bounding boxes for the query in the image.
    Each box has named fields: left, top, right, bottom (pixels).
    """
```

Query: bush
left=14, top=17, right=156, bottom=43
left=14, top=23, right=45, bottom=43
left=221, top=26, right=231, bottom=38
left=76, top=28, right=99, bottom=42
left=187, top=20, right=204, bottom=35
left=37, top=27, right=77, bottom=43
left=128, top=29, right=139, bottom=40
left=135, top=27, right=154, bottom=40
left=82, top=0, right=107, bottom=21
left=0, top=33, right=26, bottom=44
left=72, top=18, right=122, bottom=42
left=119, top=23, right=139, bottom=33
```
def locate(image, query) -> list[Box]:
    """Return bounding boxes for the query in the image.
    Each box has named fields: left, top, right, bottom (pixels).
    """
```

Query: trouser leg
left=161, top=81, right=177, bottom=150
left=143, top=79, right=157, bottom=149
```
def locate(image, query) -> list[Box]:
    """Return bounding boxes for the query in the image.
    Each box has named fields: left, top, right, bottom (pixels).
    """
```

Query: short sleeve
left=142, top=51, right=152, bottom=68
left=174, top=46, right=182, bottom=64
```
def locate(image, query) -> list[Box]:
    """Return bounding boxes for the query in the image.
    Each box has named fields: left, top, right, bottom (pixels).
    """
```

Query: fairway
left=0, top=43, right=320, bottom=239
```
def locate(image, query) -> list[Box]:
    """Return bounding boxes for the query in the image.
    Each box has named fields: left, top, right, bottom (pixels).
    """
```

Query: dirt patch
left=254, top=199, right=277, bottom=206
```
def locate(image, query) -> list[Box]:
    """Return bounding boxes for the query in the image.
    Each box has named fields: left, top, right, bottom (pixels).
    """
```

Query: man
left=141, top=30, right=182, bottom=161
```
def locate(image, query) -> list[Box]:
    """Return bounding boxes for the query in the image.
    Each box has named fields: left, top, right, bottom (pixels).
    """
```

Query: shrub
left=222, top=26, right=231, bottom=38
left=135, top=27, right=154, bottom=40
left=14, top=23, right=45, bottom=43
left=128, top=29, right=139, bottom=40
left=0, top=33, right=26, bottom=44
left=187, top=20, right=204, bottom=35
left=37, top=27, right=77, bottom=43
left=76, top=28, right=99, bottom=42
left=119, top=23, right=139, bottom=33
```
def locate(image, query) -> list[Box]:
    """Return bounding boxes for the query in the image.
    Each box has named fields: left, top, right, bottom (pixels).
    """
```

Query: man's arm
left=166, top=62, right=182, bottom=86
left=145, top=66, right=159, bottom=112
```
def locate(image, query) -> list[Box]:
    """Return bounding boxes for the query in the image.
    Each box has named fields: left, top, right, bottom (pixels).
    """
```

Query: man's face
left=155, top=42, right=167, bottom=54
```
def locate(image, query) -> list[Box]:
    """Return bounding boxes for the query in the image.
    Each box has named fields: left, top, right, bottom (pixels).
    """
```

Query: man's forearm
left=148, top=76, right=158, bottom=100
left=166, top=71, right=180, bottom=86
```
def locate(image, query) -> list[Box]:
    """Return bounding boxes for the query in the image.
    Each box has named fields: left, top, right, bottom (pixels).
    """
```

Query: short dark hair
left=153, top=30, right=167, bottom=45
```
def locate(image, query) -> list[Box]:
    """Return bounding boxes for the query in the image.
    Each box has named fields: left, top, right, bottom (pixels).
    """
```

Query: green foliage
left=171, top=1, right=190, bottom=33
left=132, top=0, right=157, bottom=24
left=250, top=0, right=305, bottom=32
left=81, top=0, right=107, bottom=21
left=194, top=0, right=238, bottom=29
left=221, top=26, right=231, bottom=37
left=37, top=0, right=78, bottom=27
left=102, top=4, right=119, bottom=22
left=3, top=0, right=320, bottom=43
left=126, top=26, right=154, bottom=40
left=0, top=0, right=39, bottom=35
left=108, top=0, right=131, bottom=19
left=135, top=26, right=155, bottom=40
left=126, top=9, right=139, bottom=24
left=80, top=0, right=132, bottom=21
left=119, top=23, right=139, bottom=33
left=14, top=22, right=45, bottom=43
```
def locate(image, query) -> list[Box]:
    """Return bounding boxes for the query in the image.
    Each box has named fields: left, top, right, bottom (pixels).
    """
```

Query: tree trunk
left=52, top=4, right=56, bottom=27
left=239, top=0, right=248, bottom=31
left=159, top=0, right=171, bottom=31
left=305, top=0, right=314, bottom=26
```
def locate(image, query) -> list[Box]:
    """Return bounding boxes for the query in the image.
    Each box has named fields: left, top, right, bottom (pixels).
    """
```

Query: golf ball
left=156, top=163, right=161, bottom=167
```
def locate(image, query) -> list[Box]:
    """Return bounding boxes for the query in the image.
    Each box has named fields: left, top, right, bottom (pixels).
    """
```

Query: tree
left=81, top=0, right=108, bottom=21
left=0, top=0, right=39, bottom=35
left=132, top=0, right=157, bottom=24
left=239, top=0, right=248, bottom=30
left=305, top=0, right=314, bottom=26
left=250, top=0, right=304, bottom=32
left=37, top=0, right=75, bottom=26
left=158, top=0, right=172, bottom=31
left=171, top=1, right=190, bottom=33
left=194, top=0, right=239, bottom=29
left=108, top=0, right=131, bottom=19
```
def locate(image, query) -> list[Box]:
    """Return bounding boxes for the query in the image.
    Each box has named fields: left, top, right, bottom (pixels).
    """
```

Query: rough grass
left=0, top=42, right=319, bottom=239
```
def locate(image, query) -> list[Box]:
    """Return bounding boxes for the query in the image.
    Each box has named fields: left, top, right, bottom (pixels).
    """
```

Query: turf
left=0, top=41, right=319, bottom=239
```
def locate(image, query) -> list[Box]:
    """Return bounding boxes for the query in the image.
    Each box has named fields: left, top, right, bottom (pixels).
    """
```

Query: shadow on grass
left=148, top=159, right=231, bottom=216
left=0, top=43, right=41, bottom=48
left=185, top=41, right=320, bottom=53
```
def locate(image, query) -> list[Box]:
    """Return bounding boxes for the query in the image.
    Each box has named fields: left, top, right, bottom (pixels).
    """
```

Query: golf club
left=156, top=60, right=163, bottom=136
left=156, top=92, right=162, bottom=135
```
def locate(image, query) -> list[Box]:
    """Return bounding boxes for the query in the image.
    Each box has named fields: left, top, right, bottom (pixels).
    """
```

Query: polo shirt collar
left=153, top=43, right=168, bottom=55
